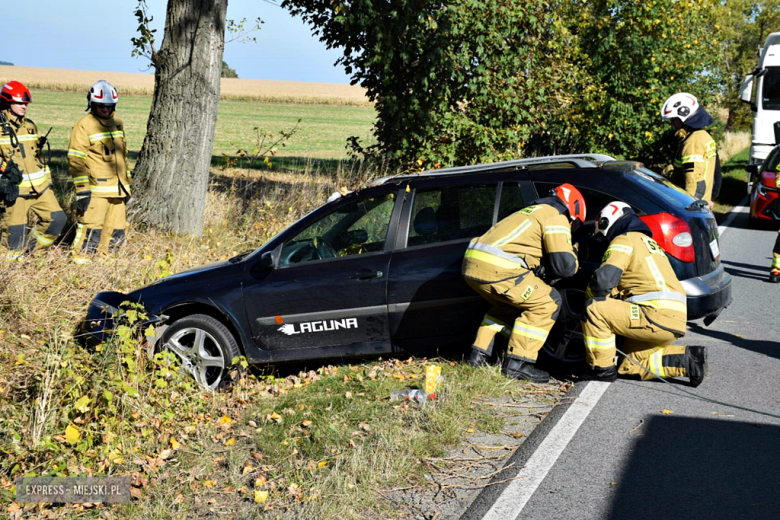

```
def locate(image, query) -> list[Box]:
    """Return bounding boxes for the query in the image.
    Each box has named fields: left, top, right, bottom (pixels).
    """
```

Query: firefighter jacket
left=671, top=126, right=717, bottom=202
left=68, top=113, right=131, bottom=199
left=0, top=109, right=51, bottom=197
left=463, top=197, right=578, bottom=284
left=586, top=215, right=687, bottom=336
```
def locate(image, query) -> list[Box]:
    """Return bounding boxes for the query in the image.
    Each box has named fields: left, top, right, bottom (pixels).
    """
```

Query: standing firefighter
left=462, top=184, right=585, bottom=383
left=68, top=80, right=131, bottom=263
left=0, top=81, right=66, bottom=260
left=661, top=92, right=721, bottom=203
left=770, top=166, right=780, bottom=283
left=579, top=201, right=707, bottom=386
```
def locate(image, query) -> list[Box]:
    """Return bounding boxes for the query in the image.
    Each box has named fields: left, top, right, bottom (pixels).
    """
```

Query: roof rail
left=369, top=154, right=617, bottom=186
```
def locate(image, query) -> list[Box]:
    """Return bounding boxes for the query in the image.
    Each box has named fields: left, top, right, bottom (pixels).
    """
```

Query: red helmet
left=0, top=81, right=32, bottom=104
left=553, top=183, right=586, bottom=223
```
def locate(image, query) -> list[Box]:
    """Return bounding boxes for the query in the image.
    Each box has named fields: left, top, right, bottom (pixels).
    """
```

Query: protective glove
left=38, top=135, right=47, bottom=148
left=75, top=191, right=92, bottom=213
left=0, top=178, right=19, bottom=203
left=532, top=264, right=547, bottom=281
left=1, top=159, right=24, bottom=185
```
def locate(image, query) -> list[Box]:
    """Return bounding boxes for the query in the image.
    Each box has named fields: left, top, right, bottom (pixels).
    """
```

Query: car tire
left=160, top=314, right=241, bottom=391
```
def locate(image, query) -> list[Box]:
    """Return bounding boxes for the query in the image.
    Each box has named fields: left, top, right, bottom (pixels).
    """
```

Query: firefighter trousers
left=466, top=271, right=561, bottom=362
left=72, top=197, right=128, bottom=260
left=771, top=231, right=780, bottom=271
left=1, top=188, right=66, bottom=260
left=582, top=298, right=688, bottom=380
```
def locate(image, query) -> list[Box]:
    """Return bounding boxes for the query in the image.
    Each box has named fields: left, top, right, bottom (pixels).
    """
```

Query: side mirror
left=260, top=251, right=276, bottom=270
left=739, top=75, right=753, bottom=104
left=745, top=164, right=759, bottom=176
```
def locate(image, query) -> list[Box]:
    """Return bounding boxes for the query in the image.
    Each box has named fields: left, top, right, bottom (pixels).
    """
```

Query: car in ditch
left=83, top=154, right=733, bottom=389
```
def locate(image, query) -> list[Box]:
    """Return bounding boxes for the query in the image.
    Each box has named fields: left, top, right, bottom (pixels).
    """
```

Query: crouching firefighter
left=0, top=81, right=66, bottom=260
left=68, top=80, right=131, bottom=263
left=462, top=183, right=585, bottom=383
left=579, top=201, right=707, bottom=386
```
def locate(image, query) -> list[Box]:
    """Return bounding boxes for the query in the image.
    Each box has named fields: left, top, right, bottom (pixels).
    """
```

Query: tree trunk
left=129, top=0, right=227, bottom=236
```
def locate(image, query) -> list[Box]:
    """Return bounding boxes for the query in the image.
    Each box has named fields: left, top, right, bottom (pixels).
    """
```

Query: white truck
left=740, top=32, right=780, bottom=169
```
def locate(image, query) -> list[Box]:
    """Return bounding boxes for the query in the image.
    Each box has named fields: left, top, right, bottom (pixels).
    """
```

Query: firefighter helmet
left=87, top=80, right=118, bottom=111
left=596, top=201, right=634, bottom=236
left=661, top=93, right=699, bottom=123
left=552, top=183, right=587, bottom=223
left=0, top=81, right=32, bottom=105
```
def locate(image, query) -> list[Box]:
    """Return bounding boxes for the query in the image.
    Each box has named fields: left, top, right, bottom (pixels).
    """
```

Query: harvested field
left=0, top=65, right=369, bottom=106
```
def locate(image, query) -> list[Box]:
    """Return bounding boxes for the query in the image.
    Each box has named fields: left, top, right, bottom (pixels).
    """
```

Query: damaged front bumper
left=82, top=291, right=167, bottom=346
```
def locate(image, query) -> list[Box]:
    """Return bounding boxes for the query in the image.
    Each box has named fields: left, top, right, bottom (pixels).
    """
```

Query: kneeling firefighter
left=579, top=201, right=707, bottom=386
left=0, top=81, right=66, bottom=260
left=462, top=184, right=585, bottom=383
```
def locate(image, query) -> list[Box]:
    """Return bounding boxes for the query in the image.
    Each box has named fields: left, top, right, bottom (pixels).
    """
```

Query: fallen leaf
left=610, top=481, right=617, bottom=486
left=242, top=464, right=254, bottom=475
left=345, top=391, right=353, bottom=399
left=317, top=460, right=328, bottom=469
left=218, top=415, right=233, bottom=426
left=224, top=437, right=236, bottom=446
left=173, top=494, right=184, bottom=504
left=255, top=476, right=267, bottom=487
left=65, top=424, right=80, bottom=444
left=358, top=423, right=371, bottom=432
left=130, top=487, right=142, bottom=500
left=301, top=420, right=313, bottom=428
left=254, top=490, right=269, bottom=504
left=661, top=409, right=674, bottom=415
left=466, top=428, right=475, bottom=433
left=159, top=449, right=173, bottom=460
left=267, top=412, right=283, bottom=424
left=251, top=451, right=264, bottom=460
left=203, top=480, right=217, bottom=489
left=74, top=395, right=91, bottom=413
left=170, top=437, right=181, bottom=450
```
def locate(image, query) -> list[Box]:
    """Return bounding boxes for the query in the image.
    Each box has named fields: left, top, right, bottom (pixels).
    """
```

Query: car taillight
left=761, top=170, right=777, bottom=188
left=638, top=212, right=695, bottom=263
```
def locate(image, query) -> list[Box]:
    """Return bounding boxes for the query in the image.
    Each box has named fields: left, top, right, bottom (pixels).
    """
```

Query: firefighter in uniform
left=462, top=184, right=585, bottom=383
left=661, top=92, right=721, bottom=203
left=68, top=80, right=131, bottom=263
left=579, top=201, right=707, bottom=386
left=0, top=81, right=66, bottom=260
left=770, top=165, right=780, bottom=283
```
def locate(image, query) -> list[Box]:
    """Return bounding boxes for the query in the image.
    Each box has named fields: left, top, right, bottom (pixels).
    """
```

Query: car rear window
left=624, top=167, right=694, bottom=209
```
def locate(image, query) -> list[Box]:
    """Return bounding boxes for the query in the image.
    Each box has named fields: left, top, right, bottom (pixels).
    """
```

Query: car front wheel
left=160, top=314, right=241, bottom=391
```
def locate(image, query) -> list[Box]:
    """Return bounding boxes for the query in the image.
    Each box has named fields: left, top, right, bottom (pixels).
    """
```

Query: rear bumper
left=682, top=265, right=733, bottom=321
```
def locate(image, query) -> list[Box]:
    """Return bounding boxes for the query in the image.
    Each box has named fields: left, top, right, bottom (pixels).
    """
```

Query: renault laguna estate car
left=84, top=154, right=732, bottom=389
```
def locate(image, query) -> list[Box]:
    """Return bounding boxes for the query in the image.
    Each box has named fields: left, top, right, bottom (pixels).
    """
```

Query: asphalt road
left=463, top=206, right=780, bottom=520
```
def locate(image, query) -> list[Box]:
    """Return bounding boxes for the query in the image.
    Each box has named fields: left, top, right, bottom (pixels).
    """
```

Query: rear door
left=387, top=174, right=532, bottom=351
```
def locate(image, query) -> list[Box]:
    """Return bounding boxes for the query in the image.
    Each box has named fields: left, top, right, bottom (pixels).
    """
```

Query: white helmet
left=87, top=80, right=118, bottom=111
left=661, top=92, right=699, bottom=123
left=596, top=201, right=633, bottom=236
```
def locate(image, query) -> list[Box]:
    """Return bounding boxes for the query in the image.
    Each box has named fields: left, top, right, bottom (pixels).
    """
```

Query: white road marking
left=481, top=381, right=611, bottom=520
left=717, top=200, right=749, bottom=237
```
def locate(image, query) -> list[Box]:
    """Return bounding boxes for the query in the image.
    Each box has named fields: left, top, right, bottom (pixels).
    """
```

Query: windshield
left=624, top=167, right=694, bottom=209
left=763, top=66, right=780, bottom=110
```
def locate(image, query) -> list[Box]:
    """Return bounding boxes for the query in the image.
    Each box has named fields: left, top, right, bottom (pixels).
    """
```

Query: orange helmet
left=552, top=183, right=586, bottom=223
left=0, top=81, right=32, bottom=104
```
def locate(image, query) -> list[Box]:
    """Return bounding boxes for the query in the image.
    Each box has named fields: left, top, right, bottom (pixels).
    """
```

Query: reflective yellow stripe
left=73, top=224, right=84, bottom=247
left=584, top=335, right=616, bottom=350
left=68, top=149, right=87, bottom=158
left=681, top=154, right=704, bottom=163
left=90, top=185, right=121, bottom=193
left=543, top=225, right=571, bottom=236
left=482, top=317, right=511, bottom=338
left=513, top=321, right=549, bottom=341
left=493, top=219, right=533, bottom=248
left=606, top=244, right=633, bottom=255
left=645, top=257, right=665, bottom=290
left=772, top=256, right=780, bottom=269
left=31, top=229, right=55, bottom=246
left=72, top=175, right=89, bottom=184
left=22, top=169, right=48, bottom=181
left=636, top=299, right=687, bottom=313
left=88, top=131, right=124, bottom=142
left=673, top=159, right=683, bottom=168
left=15, top=134, right=39, bottom=142
left=649, top=350, right=666, bottom=378
left=464, top=249, right=525, bottom=270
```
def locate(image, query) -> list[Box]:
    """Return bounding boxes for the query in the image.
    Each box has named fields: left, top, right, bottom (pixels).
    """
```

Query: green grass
left=713, top=147, right=750, bottom=218
left=27, top=91, right=377, bottom=163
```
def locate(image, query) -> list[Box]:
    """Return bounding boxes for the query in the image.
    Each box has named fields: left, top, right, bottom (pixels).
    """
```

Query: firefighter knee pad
left=46, top=211, right=67, bottom=236
left=109, top=229, right=126, bottom=252
left=7, top=224, right=25, bottom=250
left=549, top=287, right=562, bottom=321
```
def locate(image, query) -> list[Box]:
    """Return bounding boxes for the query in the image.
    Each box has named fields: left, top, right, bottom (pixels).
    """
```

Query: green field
left=26, top=90, right=377, bottom=162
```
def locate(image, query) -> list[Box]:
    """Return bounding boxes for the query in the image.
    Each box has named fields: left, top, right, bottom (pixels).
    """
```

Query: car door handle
left=350, top=269, right=383, bottom=280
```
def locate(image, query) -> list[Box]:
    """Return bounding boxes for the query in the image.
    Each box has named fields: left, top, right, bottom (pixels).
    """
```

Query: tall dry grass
left=0, top=65, right=370, bottom=106
left=719, top=130, right=751, bottom=164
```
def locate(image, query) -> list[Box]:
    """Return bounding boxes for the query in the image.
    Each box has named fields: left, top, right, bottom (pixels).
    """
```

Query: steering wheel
left=314, top=237, right=337, bottom=259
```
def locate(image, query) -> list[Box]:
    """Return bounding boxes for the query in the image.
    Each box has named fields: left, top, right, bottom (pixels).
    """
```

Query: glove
left=38, top=135, right=47, bottom=148
left=75, top=191, right=92, bottom=213
left=0, top=178, right=19, bottom=203
left=532, top=264, right=547, bottom=281
left=1, top=159, right=23, bottom=185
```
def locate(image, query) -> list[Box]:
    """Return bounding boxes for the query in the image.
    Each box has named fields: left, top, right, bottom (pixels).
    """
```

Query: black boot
left=770, top=269, right=780, bottom=283
left=685, top=346, right=708, bottom=388
left=502, top=357, right=549, bottom=383
left=468, top=347, right=492, bottom=368
left=578, top=364, right=617, bottom=383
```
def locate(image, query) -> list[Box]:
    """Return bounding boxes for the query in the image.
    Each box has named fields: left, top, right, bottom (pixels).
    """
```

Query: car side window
left=497, top=182, right=526, bottom=221
left=407, top=184, right=496, bottom=247
left=766, top=148, right=780, bottom=172
left=279, top=194, right=396, bottom=266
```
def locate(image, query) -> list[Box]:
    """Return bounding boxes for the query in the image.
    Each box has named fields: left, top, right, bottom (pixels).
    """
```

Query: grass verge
left=713, top=147, right=750, bottom=220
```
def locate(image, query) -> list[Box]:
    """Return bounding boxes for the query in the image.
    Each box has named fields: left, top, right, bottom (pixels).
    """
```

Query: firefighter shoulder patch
left=602, top=250, right=611, bottom=262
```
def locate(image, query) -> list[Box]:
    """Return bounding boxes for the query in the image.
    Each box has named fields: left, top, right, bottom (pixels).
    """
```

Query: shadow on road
left=688, top=323, right=780, bottom=362
left=721, top=258, right=772, bottom=282
left=607, top=415, right=780, bottom=520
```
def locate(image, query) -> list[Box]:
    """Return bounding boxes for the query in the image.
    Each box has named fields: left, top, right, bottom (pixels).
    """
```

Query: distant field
left=14, top=90, right=376, bottom=161
left=0, top=65, right=370, bottom=106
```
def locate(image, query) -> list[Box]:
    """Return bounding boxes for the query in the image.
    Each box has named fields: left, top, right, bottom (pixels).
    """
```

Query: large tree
left=128, top=0, right=227, bottom=236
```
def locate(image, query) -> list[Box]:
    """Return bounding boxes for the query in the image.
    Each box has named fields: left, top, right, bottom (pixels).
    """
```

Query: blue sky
left=3, top=0, right=351, bottom=84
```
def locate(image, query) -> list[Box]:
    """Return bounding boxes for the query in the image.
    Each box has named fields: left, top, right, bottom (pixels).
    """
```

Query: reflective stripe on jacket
left=671, top=127, right=717, bottom=202
left=68, top=113, right=131, bottom=198
left=0, top=109, right=51, bottom=196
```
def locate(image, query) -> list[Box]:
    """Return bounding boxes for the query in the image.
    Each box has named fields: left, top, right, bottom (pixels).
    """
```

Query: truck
left=740, top=32, right=780, bottom=173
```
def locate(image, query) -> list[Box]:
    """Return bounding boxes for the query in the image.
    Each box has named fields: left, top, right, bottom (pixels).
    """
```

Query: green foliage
left=221, top=60, right=239, bottom=78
